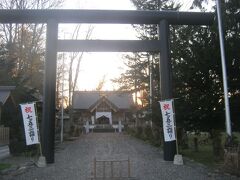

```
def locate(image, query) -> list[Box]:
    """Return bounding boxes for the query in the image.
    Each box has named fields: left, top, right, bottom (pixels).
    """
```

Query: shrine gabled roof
left=72, top=91, right=134, bottom=110
left=0, top=86, right=15, bottom=105
left=88, top=96, right=119, bottom=112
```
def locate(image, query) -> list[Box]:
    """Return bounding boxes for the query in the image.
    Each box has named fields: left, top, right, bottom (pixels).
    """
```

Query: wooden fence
left=89, top=157, right=135, bottom=180
left=0, top=127, right=9, bottom=145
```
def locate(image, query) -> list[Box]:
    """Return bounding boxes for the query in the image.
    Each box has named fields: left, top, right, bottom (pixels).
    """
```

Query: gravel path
left=1, top=133, right=239, bottom=180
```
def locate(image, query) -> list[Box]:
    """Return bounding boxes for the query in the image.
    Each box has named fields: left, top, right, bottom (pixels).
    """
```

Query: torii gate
left=0, top=9, right=213, bottom=163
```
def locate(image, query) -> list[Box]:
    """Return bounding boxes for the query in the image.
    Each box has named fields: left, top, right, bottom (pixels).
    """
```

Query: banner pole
left=34, top=102, right=46, bottom=167
left=34, top=103, right=43, bottom=156
left=171, top=100, right=183, bottom=165
left=172, top=100, right=179, bottom=155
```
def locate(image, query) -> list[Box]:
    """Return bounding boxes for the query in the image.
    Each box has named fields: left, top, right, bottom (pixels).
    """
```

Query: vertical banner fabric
left=20, top=103, right=39, bottom=145
left=159, top=100, right=176, bottom=142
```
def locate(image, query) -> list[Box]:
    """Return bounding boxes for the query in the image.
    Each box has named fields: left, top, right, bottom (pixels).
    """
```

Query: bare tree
left=0, top=0, right=63, bottom=90
left=67, top=25, right=94, bottom=106
left=58, top=24, right=94, bottom=130
left=96, top=75, right=106, bottom=91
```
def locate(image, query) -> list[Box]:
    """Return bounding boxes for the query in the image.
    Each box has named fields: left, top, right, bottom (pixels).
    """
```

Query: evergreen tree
left=114, top=0, right=240, bottom=131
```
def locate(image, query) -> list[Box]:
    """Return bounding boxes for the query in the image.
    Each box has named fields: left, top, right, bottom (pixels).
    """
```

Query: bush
left=143, top=125, right=153, bottom=141
left=69, top=125, right=81, bottom=137
left=211, top=129, right=224, bottom=162
left=9, top=138, right=38, bottom=156
left=177, top=128, right=189, bottom=149
left=126, top=127, right=135, bottom=136
left=127, top=126, right=162, bottom=147
left=224, top=134, right=239, bottom=148
left=9, top=140, right=25, bottom=154
left=151, top=127, right=162, bottom=147
left=136, top=126, right=143, bottom=139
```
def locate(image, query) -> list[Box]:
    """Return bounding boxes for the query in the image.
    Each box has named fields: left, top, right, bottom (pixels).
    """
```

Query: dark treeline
left=113, top=0, right=240, bottom=132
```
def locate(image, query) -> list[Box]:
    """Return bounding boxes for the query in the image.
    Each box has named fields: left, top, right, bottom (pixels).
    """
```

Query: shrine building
left=72, top=91, right=134, bottom=128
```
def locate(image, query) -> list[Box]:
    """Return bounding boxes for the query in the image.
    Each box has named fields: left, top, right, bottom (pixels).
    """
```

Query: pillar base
left=36, top=156, right=47, bottom=167
left=163, top=140, right=176, bottom=161
left=173, top=154, right=183, bottom=165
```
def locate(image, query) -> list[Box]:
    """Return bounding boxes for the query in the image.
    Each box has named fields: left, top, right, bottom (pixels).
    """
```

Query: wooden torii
left=0, top=9, right=214, bottom=163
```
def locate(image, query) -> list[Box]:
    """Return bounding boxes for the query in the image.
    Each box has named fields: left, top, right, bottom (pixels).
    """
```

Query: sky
left=59, top=0, right=215, bottom=91
left=62, top=0, right=135, bottom=10
left=59, top=0, right=137, bottom=91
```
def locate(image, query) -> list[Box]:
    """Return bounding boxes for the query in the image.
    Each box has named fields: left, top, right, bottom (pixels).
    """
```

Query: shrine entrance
left=96, top=116, right=109, bottom=124
left=0, top=9, right=214, bottom=163
left=96, top=112, right=112, bottom=125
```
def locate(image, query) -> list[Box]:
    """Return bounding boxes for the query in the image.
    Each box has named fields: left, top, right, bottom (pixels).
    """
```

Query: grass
left=0, top=163, right=11, bottom=171
left=180, top=132, right=240, bottom=168
left=180, top=145, right=216, bottom=167
left=127, top=127, right=240, bottom=169
left=232, top=132, right=240, bottom=139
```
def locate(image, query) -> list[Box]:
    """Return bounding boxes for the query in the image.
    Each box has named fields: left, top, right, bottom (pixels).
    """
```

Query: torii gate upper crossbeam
left=0, top=9, right=213, bottom=25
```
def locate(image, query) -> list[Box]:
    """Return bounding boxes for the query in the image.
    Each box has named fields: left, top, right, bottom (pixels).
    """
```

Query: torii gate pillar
left=42, top=20, right=58, bottom=163
left=159, top=20, right=177, bottom=161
